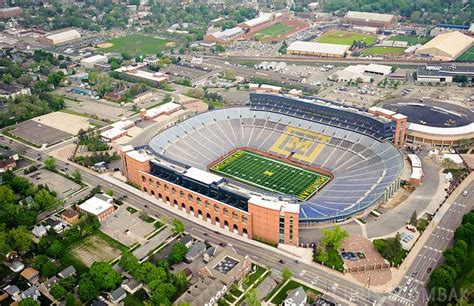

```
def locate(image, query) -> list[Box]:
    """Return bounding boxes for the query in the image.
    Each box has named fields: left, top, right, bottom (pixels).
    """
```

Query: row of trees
left=428, top=210, right=474, bottom=303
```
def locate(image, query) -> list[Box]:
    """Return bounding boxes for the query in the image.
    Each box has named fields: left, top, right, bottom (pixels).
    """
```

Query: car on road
left=279, top=259, right=285, bottom=264
left=463, top=190, right=468, bottom=196
left=393, top=287, right=400, bottom=294
left=407, top=278, right=412, bottom=285
left=427, top=267, right=432, bottom=273
left=402, top=286, right=408, bottom=293
left=411, top=271, right=417, bottom=277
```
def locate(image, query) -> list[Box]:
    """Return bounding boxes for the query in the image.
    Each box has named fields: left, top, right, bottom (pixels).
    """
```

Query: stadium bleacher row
left=148, top=107, right=404, bottom=223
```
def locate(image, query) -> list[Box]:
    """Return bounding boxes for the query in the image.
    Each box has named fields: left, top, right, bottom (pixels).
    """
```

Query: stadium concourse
left=121, top=93, right=404, bottom=246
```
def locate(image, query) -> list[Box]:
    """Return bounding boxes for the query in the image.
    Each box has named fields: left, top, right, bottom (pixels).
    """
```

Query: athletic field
left=362, top=46, right=405, bottom=56
left=317, top=31, right=376, bottom=45
left=456, top=46, right=474, bottom=62
left=210, top=150, right=330, bottom=201
left=98, top=33, right=171, bottom=55
left=253, top=23, right=294, bottom=41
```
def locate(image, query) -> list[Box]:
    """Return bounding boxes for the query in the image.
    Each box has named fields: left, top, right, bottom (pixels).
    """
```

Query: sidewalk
left=367, top=172, right=474, bottom=293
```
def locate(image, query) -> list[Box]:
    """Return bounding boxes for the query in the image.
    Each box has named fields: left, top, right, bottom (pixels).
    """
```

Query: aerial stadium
left=121, top=92, right=404, bottom=246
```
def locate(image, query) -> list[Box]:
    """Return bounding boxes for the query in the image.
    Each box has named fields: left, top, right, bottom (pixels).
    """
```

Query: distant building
left=78, top=194, right=115, bottom=221
left=40, top=29, right=81, bottom=46
left=58, top=266, right=76, bottom=278
left=20, top=286, right=40, bottom=301
left=344, top=11, right=397, bottom=28
left=284, top=287, right=307, bottom=306
left=42, top=276, right=59, bottom=289
left=104, top=87, right=127, bottom=102
left=0, top=7, right=22, bottom=18
left=416, top=65, right=474, bottom=83
left=139, top=102, right=181, bottom=120
left=20, top=268, right=39, bottom=284
left=287, top=41, right=349, bottom=58
left=100, top=117, right=135, bottom=142
left=121, top=278, right=143, bottom=294
left=204, top=27, right=244, bottom=44
left=185, top=241, right=207, bottom=262
left=0, top=157, right=16, bottom=173
left=31, top=225, right=47, bottom=238
left=0, top=83, right=31, bottom=99
left=81, top=54, right=108, bottom=69
left=61, top=209, right=80, bottom=224
left=415, top=31, right=473, bottom=61
left=115, top=64, right=169, bottom=86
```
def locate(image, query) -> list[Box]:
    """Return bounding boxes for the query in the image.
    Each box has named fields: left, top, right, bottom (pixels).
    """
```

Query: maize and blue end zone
left=210, top=149, right=330, bottom=201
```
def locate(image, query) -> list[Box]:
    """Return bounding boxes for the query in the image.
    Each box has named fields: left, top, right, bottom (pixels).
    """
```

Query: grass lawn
left=390, top=34, right=431, bottom=45
left=59, top=251, right=89, bottom=275
left=317, top=31, right=376, bottom=45
left=95, top=230, right=130, bottom=252
left=139, top=213, right=155, bottom=223
left=313, top=247, right=345, bottom=272
left=206, top=100, right=225, bottom=108
left=98, top=33, right=171, bottom=55
left=246, top=265, right=267, bottom=286
left=211, top=149, right=330, bottom=201
left=456, top=46, right=474, bottom=62
left=270, top=280, right=321, bottom=304
left=253, top=23, right=294, bottom=40
left=230, top=286, right=243, bottom=297
left=123, top=294, right=144, bottom=306
left=362, top=47, right=406, bottom=56
left=126, top=206, right=138, bottom=214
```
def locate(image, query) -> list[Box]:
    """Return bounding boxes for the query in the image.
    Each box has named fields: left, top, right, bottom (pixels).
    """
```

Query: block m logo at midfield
left=270, top=126, right=330, bottom=163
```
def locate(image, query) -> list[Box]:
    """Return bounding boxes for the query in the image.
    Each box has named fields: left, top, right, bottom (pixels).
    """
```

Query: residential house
left=0, top=157, right=16, bottom=172
left=121, top=278, right=143, bottom=294
left=78, top=193, right=115, bottom=221
left=20, top=268, right=39, bottom=284
left=58, top=266, right=76, bottom=278
left=0, top=83, right=31, bottom=99
left=20, top=286, right=40, bottom=301
left=8, top=261, right=24, bottom=273
left=45, top=218, right=64, bottom=234
left=61, top=209, right=80, bottom=224
left=108, top=287, right=127, bottom=304
left=185, top=241, right=207, bottom=263
left=174, top=276, right=227, bottom=306
left=42, top=276, right=59, bottom=289
left=32, top=225, right=47, bottom=238
left=180, top=234, right=193, bottom=248
left=4, top=285, right=20, bottom=301
left=104, top=87, right=127, bottom=102
left=284, top=287, right=307, bottom=306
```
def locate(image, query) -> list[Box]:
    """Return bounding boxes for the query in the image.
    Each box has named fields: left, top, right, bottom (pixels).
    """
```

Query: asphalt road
left=3, top=131, right=472, bottom=306
left=386, top=183, right=474, bottom=305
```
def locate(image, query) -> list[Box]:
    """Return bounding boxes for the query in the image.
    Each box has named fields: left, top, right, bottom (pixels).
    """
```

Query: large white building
left=40, top=29, right=81, bottom=46
left=415, top=31, right=473, bottom=61
left=81, top=55, right=108, bottom=69
left=287, top=41, right=350, bottom=58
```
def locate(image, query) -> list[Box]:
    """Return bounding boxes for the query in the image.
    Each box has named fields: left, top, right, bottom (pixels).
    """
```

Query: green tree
left=8, top=226, right=32, bottom=253
left=89, top=262, right=122, bottom=290
left=172, top=271, right=188, bottom=289
left=320, top=226, right=348, bottom=249
left=72, top=170, right=82, bottom=184
left=2, top=74, right=13, bottom=84
left=47, top=239, right=64, bottom=258
left=78, top=277, right=99, bottom=301
left=34, top=189, right=59, bottom=211
left=172, top=218, right=185, bottom=234
left=19, top=298, right=38, bottom=306
left=244, top=288, right=260, bottom=306
left=44, top=157, right=57, bottom=171
left=50, top=284, right=67, bottom=299
left=282, top=266, right=292, bottom=281
left=168, top=242, right=187, bottom=263
left=106, top=189, right=114, bottom=197
left=41, top=260, right=57, bottom=278
left=33, top=255, right=49, bottom=270
left=65, top=293, right=75, bottom=306
left=119, top=251, right=140, bottom=274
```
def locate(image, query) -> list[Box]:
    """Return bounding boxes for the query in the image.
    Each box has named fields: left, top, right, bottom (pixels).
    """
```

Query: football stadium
left=121, top=93, right=404, bottom=246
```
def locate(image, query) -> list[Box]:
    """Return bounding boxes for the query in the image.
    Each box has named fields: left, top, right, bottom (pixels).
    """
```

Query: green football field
left=456, top=46, right=474, bottom=62
left=210, top=150, right=330, bottom=201
left=253, top=23, right=294, bottom=40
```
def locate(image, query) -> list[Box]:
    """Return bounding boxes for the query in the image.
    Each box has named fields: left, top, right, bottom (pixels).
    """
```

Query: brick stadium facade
left=120, top=146, right=300, bottom=246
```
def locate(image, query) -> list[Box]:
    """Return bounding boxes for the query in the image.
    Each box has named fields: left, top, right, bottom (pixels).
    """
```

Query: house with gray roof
left=58, top=265, right=76, bottom=278
left=185, top=241, right=206, bottom=263
left=20, top=286, right=40, bottom=301
left=109, top=287, right=126, bottom=303
left=284, top=287, right=307, bottom=306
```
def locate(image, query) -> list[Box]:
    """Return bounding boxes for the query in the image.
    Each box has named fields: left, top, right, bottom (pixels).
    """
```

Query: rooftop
left=287, top=41, right=350, bottom=56
left=346, top=11, right=395, bottom=22
left=184, top=167, right=224, bottom=185
left=213, top=256, right=239, bottom=275
left=79, top=195, right=114, bottom=216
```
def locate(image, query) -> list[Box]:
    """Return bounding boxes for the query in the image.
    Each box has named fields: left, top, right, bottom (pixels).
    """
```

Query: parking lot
left=9, top=120, right=72, bottom=147
left=31, top=111, right=91, bottom=135
left=23, top=169, right=82, bottom=199
left=101, top=205, right=156, bottom=247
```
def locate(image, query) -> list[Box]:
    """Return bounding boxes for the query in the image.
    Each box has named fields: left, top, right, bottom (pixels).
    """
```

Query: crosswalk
left=377, top=294, right=414, bottom=305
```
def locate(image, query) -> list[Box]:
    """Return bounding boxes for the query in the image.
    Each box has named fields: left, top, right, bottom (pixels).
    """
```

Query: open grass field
left=456, top=46, right=474, bottom=62
left=253, top=23, right=294, bottom=41
left=362, top=46, right=406, bottom=56
left=210, top=150, right=330, bottom=201
left=98, top=33, right=171, bottom=55
left=317, top=31, right=376, bottom=45
left=389, top=34, right=431, bottom=46
left=70, top=233, right=123, bottom=267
